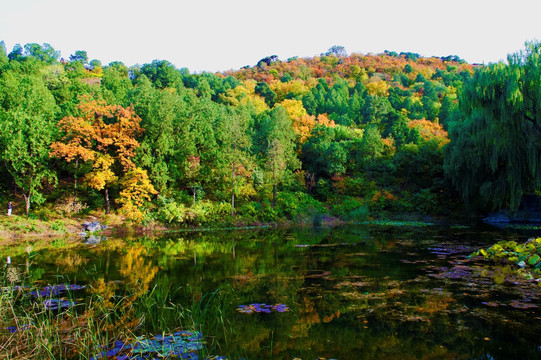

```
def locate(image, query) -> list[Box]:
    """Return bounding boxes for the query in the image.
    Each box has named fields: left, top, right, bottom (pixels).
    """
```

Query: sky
left=1, top=0, right=540, bottom=73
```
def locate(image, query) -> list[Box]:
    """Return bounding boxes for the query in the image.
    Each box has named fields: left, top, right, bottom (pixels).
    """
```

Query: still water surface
left=10, top=225, right=541, bottom=359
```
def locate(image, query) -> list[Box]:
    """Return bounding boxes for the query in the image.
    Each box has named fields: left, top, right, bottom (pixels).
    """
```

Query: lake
left=4, top=224, right=541, bottom=359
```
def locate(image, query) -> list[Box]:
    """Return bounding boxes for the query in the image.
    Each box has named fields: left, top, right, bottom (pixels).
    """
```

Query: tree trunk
left=231, top=161, right=236, bottom=216
left=23, top=194, right=30, bottom=217
left=192, top=187, right=196, bottom=206
left=74, top=158, right=78, bottom=195
left=105, top=187, right=110, bottom=214
left=272, top=183, right=277, bottom=208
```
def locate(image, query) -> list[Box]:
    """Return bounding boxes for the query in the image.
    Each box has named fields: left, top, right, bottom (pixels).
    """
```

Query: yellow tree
left=51, top=98, right=156, bottom=218
left=280, top=100, right=336, bottom=145
left=118, top=168, right=157, bottom=221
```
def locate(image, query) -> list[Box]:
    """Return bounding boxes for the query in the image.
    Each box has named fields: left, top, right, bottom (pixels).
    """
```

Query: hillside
left=0, top=42, right=539, bottom=226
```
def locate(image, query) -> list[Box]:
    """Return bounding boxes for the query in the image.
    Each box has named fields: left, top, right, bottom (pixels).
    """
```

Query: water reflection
left=6, top=225, right=541, bottom=359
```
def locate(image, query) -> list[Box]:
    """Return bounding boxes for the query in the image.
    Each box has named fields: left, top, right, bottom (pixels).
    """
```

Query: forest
left=0, top=41, right=539, bottom=226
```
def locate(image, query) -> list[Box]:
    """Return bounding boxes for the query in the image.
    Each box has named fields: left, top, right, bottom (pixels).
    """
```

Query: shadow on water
left=2, top=224, right=540, bottom=359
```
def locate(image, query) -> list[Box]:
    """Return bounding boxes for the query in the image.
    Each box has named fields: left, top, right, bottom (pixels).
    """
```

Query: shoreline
left=0, top=211, right=468, bottom=248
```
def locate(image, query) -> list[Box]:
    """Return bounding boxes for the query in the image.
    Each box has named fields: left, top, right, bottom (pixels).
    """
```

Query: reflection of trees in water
left=119, top=246, right=159, bottom=294
left=54, top=251, right=88, bottom=272
left=89, top=245, right=159, bottom=332
left=9, top=226, right=539, bottom=358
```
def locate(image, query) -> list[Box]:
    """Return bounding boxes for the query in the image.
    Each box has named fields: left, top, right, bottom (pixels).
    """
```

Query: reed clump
left=0, top=267, right=231, bottom=359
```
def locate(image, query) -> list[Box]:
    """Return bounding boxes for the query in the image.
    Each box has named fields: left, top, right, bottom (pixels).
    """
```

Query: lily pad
left=44, top=299, right=75, bottom=310
left=237, top=303, right=290, bottom=314
left=91, top=331, right=203, bottom=360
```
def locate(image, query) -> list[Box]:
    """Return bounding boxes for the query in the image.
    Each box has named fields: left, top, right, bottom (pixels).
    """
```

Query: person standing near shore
left=7, top=201, right=12, bottom=216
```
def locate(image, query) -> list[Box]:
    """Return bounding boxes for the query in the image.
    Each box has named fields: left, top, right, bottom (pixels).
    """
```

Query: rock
left=84, top=235, right=103, bottom=245
left=517, top=261, right=526, bottom=268
left=82, top=221, right=102, bottom=233
left=483, top=195, right=541, bottom=224
left=483, top=213, right=511, bottom=223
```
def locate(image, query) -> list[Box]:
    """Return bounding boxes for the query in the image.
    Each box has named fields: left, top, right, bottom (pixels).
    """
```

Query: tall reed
left=1, top=267, right=236, bottom=359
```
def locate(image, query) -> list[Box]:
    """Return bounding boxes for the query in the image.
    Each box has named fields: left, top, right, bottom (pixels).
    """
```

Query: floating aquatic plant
left=236, top=303, right=289, bottom=314
left=470, top=237, right=541, bottom=279
left=357, top=220, right=434, bottom=227
left=5, top=323, right=32, bottom=333
left=43, top=299, right=75, bottom=310
left=90, top=331, right=203, bottom=360
left=509, top=300, right=538, bottom=309
left=31, top=284, right=85, bottom=298
left=1, top=285, right=29, bottom=293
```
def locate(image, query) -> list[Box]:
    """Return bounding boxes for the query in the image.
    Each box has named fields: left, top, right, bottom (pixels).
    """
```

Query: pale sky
left=1, top=0, right=540, bottom=73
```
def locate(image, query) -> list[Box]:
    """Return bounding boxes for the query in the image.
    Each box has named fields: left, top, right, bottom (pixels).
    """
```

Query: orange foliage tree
left=50, top=98, right=156, bottom=219
left=280, top=99, right=336, bottom=144
left=407, top=119, right=449, bottom=147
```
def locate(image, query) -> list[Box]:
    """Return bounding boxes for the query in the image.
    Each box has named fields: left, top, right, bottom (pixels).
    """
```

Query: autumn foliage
left=4, top=40, right=523, bottom=222
left=50, top=98, right=156, bottom=220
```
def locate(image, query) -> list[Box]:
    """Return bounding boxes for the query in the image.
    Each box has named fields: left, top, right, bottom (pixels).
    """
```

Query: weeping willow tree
left=444, top=41, right=541, bottom=212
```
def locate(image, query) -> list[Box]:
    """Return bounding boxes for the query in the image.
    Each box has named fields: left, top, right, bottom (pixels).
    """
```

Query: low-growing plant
left=55, top=195, right=88, bottom=215
left=275, top=191, right=326, bottom=221
left=332, top=196, right=369, bottom=221
left=156, top=196, right=233, bottom=226
left=0, top=269, right=233, bottom=360
left=470, top=237, right=541, bottom=280
left=50, top=220, right=66, bottom=232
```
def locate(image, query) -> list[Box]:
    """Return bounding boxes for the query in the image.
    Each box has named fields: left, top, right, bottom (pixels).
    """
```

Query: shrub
left=50, top=220, right=66, bottom=232
left=156, top=196, right=187, bottom=224
left=332, top=196, right=369, bottom=221
left=56, top=196, right=88, bottom=215
left=411, top=188, right=439, bottom=214
left=276, top=191, right=327, bottom=220
left=156, top=196, right=232, bottom=226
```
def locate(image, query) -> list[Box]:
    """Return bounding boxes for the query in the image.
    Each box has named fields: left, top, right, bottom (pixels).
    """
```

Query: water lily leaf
left=528, top=254, right=540, bottom=265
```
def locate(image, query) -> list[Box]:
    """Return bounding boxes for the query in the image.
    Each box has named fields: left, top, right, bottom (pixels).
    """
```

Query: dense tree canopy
left=445, top=41, right=541, bottom=211
left=1, top=39, right=538, bottom=222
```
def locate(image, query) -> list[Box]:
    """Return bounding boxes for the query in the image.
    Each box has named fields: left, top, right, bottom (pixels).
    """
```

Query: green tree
left=23, top=43, right=60, bottom=64
left=302, top=125, right=349, bottom=179
left=0, top=71, right=57, bottom=215
left=101, top=61, right=133, bottom=105
left=129, top=75, right=177, bottom=192
left=258, top=106, right=300, bottom=207
left=214, top=108, right=253, bottom=215
left=438, top=95, right=459, bottom=129
left=8, top=44, right=23, bottom=62
left=325, top=45, right=347, bottom=57
left=69, top=50, right=88, bottom=63
left=357, top=124, right=384, bottom=167
left=140, top=60, right=183, bottom=89
left=255, top=81, right=277, bottom=107
left=445, top=41, right=541, bottom=211
left=0, top=41, right=8, bottom=69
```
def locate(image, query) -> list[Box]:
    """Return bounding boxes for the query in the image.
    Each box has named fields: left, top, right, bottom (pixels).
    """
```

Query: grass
left=0, top=209, right=130, bottom=247
left=356, top=219, right=435, bottom=227
left=0, top=268, right=234, bottom=360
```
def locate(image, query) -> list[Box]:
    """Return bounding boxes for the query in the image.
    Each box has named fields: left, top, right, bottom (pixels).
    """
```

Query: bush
left=189, top=201, right=232, bottom=225
left=367, top=189, right=397, bottom=214
left=237, top=201, right=259, bottom=220
left=156, top=196, right=188, bottom=224
left=156, top=196, right=232, bottom=226
left=332, top=196, right=369, bottom=221
left=50, top=220, right=66, bottom=232
left=55, top=196, right=88, bottom=215
left=275, top=191, right=327, bottom=220
left=411, top=188, right=439, bottom=214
